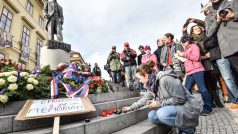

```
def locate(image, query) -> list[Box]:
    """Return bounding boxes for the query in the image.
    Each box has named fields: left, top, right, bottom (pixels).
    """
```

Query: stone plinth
left=40, top=46, right=70, bottom=70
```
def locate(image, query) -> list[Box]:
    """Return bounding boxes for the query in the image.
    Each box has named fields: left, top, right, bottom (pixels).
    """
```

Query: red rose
left=84, top=68, right=89, bottom=72
left=8, top=59, right=12, bottom=62
left=102, top=111, right=107, bottom=117
left=107, top=110, right=113, bottom=115
left=89, top=84, right=95, bottom=89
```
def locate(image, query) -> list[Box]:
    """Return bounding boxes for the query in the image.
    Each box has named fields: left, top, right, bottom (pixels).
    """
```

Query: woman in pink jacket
left=177, top=35, right=212, bottom=116
left=141, top=45, right=158, bottom=72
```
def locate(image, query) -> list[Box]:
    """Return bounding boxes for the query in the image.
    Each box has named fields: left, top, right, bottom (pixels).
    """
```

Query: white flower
left=10, top=71, right=18, bottom=76
left=0, top=79, right=5, bottom=86
left=97, top=87, right=102, bottom=94
left=0, top=73, right=4, bottom=77
left=27, top=78, right=35, bottom=83
left=26, top=84, right=34, bottom=90
left=4, top=72, right=11, bottom=77
left=33, top=80, right=39, bottom=85
left=8, top=83, right=18, bottom=91
left=0, top=95, right=8, bottom=104
left=29, top=74, right=36, bottom=78
left=7, top=75, right=17, bottom=83
left=20, top=72, right=29, bottom=77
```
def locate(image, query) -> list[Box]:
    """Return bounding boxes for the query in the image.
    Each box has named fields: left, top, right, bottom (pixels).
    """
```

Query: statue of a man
left=43, top=0, right=64, bottom=42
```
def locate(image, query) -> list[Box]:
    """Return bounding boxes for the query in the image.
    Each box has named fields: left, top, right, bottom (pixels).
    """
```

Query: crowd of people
left=104, top=0, right=238, bottom=133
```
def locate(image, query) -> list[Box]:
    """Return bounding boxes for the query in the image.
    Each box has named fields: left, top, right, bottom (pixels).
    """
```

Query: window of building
left=21, top=26, right=30, bottom=46
left=73, top=54, right=79, bottom=58
left=39, top=16, right=44, bottom=28
left=36, top=38, right=43, bottom=67
left=0, top=7, right=13, bottom=32
left=0, top=52, right=5, bottom=59
left=26, top=1, right=33, bottom=14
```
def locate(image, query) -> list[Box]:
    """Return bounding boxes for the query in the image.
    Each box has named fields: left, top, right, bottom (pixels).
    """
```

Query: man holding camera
left=205, top=0, right=238, bottom=111
left=107, top=46, right=123, bottom=84
left=120, top=42, right=137, bottom=90
left=206, top=0, right=238, bottom=73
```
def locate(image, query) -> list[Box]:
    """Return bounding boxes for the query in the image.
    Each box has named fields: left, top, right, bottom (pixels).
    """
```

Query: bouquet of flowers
left=0, top=71, right=39, bottom=104
left=89, top=76, right=109, bottom=94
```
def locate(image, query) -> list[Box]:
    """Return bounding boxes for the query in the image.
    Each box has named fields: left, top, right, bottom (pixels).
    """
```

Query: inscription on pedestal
left=47, top=40, right=71, bottom=52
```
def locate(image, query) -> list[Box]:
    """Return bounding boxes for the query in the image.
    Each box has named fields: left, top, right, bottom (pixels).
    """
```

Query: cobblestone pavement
left=192, top=93, right=238, bottom=134
left=196, top=107, right=238, bottom=134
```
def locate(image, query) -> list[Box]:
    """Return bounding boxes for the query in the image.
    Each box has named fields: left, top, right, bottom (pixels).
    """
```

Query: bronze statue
left=43, top=0, right=64, bottom=42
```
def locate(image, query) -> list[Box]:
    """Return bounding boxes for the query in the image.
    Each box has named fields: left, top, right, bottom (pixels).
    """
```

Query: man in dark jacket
left=160, top=33, right=184, bottom=79
left=120, top=42, right=137, bottom=89
left=154, top=38, right=164, bottom=71
left=137, top=45, right=145, bottom=66
left=205, top=0, right=238, bottom=111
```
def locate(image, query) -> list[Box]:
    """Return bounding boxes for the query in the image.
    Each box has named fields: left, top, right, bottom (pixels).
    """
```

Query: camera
left=219, top=9, right=229, bottom=17
left=111, top=51, right=115, bottom=54
left=218, top=8, right=232, bottom=18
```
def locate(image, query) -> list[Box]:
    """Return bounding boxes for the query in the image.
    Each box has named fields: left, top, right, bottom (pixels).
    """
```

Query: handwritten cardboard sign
left=15, top=97, right=96, bottom=120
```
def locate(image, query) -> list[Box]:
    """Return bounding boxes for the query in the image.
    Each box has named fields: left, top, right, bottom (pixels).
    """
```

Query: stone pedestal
left=40, top=46, right=70, bottom=70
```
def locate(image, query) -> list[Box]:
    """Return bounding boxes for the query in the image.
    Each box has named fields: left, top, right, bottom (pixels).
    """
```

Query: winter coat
left=205, top=0, right=238, bottom=57
left=160, top=42, right=184, bottom=72
left=129, top=70, right=200, bottom=128
left=120, top=49, right=137, bottom=67
left=107, top=51, right=123, bottom=71
left=92, top=67, right=101, bottom=76
left=183, top=44, right=205, bottom=75
left=154, top=46, right=163, bottom=70
left=141, top=53, right=158, bottom=71
left=203, top=33, right=222, bottom=61
left=192, top=33, right=214, bottom=71
left=137, top=53, right=145, bottom=66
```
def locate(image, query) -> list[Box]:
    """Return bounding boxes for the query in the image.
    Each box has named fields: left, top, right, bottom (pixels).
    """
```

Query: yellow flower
left=0, top=95, right=8, bottom=104
left=27, top=78, right=35, bottom=83
left=26, top=84, right=34, bottom=90
left=7, top=75, right=17, bottom=83
left=33, top=80, right=39, bottom=85
left=8, top=83, right=18, bottom=91
left=0, top=79, right=5, bottom=86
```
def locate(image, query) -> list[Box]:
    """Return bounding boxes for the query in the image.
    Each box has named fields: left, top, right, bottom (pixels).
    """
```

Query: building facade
left=0, top=0, right=47, bottom=70
left=70, top=50, right=86, bottom=66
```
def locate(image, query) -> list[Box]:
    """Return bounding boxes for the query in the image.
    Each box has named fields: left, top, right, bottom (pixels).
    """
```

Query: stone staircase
left=0, top=84, right=171, bottom=134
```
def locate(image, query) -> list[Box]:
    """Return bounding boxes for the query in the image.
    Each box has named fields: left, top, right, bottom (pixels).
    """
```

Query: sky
left=57, top=0, right=208, bottom=80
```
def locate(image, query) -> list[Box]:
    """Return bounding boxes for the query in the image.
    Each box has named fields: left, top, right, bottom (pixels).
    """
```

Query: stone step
left=9, top=108, right=150, bottom=134
left=112, top=119, right=171, bottom=134
left=0, top=97, right=141, bottom=133
left=0, top=91, right=140, bottom=116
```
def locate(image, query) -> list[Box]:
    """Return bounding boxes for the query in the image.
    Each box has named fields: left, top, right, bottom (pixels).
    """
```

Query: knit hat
left=112, top=46, right=116, bottom=49
left=144, top=45, right=151, bottom=51
left=124, top=42, right=129, bottom=47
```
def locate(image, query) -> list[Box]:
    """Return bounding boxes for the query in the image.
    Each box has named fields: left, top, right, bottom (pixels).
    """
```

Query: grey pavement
left=193, top=92, right=238, bottom=134
left=196, top=107, right=238, bottom=134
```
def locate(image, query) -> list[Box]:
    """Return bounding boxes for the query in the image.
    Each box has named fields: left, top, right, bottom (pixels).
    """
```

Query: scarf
left=146, top=70, right=158, bottom=95
left=212, top=0, right=224, bottom=10
left=192, top=32, right=207, bottom=54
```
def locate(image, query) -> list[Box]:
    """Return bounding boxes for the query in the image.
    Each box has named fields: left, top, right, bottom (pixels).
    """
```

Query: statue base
left=47, top=40, right=71, bottom=52
left=40, top=44, right=70, bottom=70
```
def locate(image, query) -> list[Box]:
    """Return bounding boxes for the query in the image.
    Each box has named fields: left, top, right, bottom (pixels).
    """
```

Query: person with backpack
left=122, top=62, right=200, bottom=134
